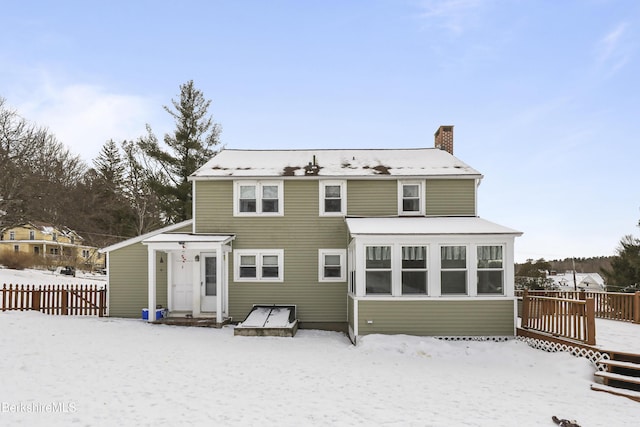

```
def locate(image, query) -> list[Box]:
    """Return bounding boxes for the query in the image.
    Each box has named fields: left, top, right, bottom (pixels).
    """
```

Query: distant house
left=102, top=126, right=522, bottom=342
left=548, top=272, right=605, bottom=292
left=0, top=222, right=104, bottom=270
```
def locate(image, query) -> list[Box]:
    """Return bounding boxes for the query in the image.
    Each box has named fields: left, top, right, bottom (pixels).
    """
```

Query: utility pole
left=572, top=257, right=577, bottom=291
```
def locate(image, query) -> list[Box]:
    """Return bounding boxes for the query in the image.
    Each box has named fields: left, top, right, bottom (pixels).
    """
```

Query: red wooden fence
left=1, top=284, right=106, bottom=317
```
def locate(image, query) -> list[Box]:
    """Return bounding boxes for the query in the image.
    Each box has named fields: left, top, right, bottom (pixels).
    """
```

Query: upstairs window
left=234, top=181, right=284, bottom=216
left=398, top=181, right=424, bottom=215
left=477, top=245, right=504, bottom=295
left=441, top=246, right=467, bottom=295
left=52, top=233, right=58, bottom=242
left=9, top=231, right=15, bottom=240
left=319, top=181, right=346, bottom=216
left=29, top=231, right=35, bottom=240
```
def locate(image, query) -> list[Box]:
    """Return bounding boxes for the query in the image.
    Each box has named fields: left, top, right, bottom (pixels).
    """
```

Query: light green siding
left=357, top=299, right=515, bottom=336
left=108, top=245, right=167, bottom=318
left=107, top=223, right=191, bottom=318
left=426, top=179, right=476, bottom=216
left=195, top=180, right=348, bottom=323
left=346, top=180, right=397, bottom=216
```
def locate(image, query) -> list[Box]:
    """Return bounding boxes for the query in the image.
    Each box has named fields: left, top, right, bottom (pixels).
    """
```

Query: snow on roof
left=190, top=148, right=482, bottom=179
left=548, top=272, right=605, bottom=291
left=345, top=217, right=522, bottom=236
left=99, top=220, right=193, bottom=253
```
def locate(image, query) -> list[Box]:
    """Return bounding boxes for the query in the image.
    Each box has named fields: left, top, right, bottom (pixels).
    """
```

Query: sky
left=1, top=0, right=639, bottom=263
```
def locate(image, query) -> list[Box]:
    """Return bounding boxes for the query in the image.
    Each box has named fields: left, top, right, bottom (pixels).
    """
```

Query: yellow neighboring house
left=0, top=222, right=105, bottom=270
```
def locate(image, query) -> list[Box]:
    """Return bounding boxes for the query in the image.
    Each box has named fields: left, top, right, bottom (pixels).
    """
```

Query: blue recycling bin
left=142, top=308, right=166, bottom=320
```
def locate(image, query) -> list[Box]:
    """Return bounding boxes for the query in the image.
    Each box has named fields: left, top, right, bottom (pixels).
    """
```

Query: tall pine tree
left=139, top=80, right=221, bottom=223
left=601, top=234, right=640, bottom=292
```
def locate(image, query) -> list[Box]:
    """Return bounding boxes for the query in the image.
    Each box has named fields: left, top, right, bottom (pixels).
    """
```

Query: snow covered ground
left=0, top=267, right=106, bottom=287
left=1, top=268, right=639, bottom=426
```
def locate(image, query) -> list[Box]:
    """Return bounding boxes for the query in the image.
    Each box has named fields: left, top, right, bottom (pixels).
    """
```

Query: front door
left=172, top=255, right=193, bottom=311
left=201, top=254, right=217, bottom=312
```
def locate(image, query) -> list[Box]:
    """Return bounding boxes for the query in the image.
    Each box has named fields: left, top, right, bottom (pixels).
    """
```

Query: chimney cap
left=434, top=125, right=454, bottom=137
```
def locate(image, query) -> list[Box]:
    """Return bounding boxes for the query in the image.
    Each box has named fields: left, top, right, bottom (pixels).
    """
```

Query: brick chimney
left=434, top=125, right=454, bottom=155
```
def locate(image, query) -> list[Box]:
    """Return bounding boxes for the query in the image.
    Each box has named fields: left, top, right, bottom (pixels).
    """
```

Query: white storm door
left=201, top=254, right=217, bottom=312
left=172, top=256, right=193, bottom=311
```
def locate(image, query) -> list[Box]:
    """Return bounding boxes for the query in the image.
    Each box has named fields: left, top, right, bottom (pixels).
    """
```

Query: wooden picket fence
left=1, top=284, right=106, bottom=317
left=516, top=290, right=640, bottom=323
left=520, top=289, right=596, bottom=345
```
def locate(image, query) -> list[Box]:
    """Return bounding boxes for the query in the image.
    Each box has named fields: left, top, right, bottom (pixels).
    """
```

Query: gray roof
left=190, top=148, right=482, bottom=179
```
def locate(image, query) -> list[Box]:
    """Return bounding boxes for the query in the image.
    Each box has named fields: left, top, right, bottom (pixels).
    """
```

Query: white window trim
left=351, top=238, right=515, bottom=298
left=9, top=231, right=15, bottom=240
left=319, top=180, right=347, bottom=216
left=440, top=244, right=469, bottom=296
left=233, top=249, right=284, bottom=282
left=318, top=249, right=347, bottom=282
left=233, top=180, right=284, bottom=216
left=364, top=245, right=393, bottom=295
left=397, top=180, right=425, bottom=216
left=400, top=245, right=429, bottom=296
left=476, top=244, right=505, bottom=296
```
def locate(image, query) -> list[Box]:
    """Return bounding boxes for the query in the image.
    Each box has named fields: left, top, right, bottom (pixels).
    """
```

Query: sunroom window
left=441, top=246, right=467, bottom=295
left=402, top=246, right=427, bottom=294
left=477, top=245, right=504, bottom=294
left=365, top=246, right=392, bottom=294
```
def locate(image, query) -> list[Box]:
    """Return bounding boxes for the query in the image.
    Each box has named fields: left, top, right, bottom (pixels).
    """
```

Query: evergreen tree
left=601, top=234, right=640, bottom=292
left=515, top=258, right=554, bottom=290
left=138, top=80, right=221, bottom=223
left=94, top=139, right=125, bottom=196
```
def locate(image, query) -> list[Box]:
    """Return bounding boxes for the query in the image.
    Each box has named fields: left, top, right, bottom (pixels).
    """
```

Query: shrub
left=0, top=251, right=36, bottom=270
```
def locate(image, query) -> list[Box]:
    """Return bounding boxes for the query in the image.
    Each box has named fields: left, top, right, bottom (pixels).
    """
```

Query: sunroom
left=345, top=217, right=522, bottom=343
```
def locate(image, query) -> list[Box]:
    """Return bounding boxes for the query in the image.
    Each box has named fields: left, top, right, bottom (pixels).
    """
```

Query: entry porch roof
left=142, top=233, right=235, bottom=251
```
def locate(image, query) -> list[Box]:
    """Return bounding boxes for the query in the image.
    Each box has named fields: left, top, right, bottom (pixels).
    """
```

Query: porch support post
left=147, top=248, right=157, bottom=322
left=216, top=243, right=223, bottom=323
left=192, top=250, right=201, bottom=318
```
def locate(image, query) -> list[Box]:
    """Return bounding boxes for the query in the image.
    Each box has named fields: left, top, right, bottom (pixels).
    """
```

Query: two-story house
left=102, top=126, right=522, bottom=342
left=0, top=222, right=104, bottom=270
